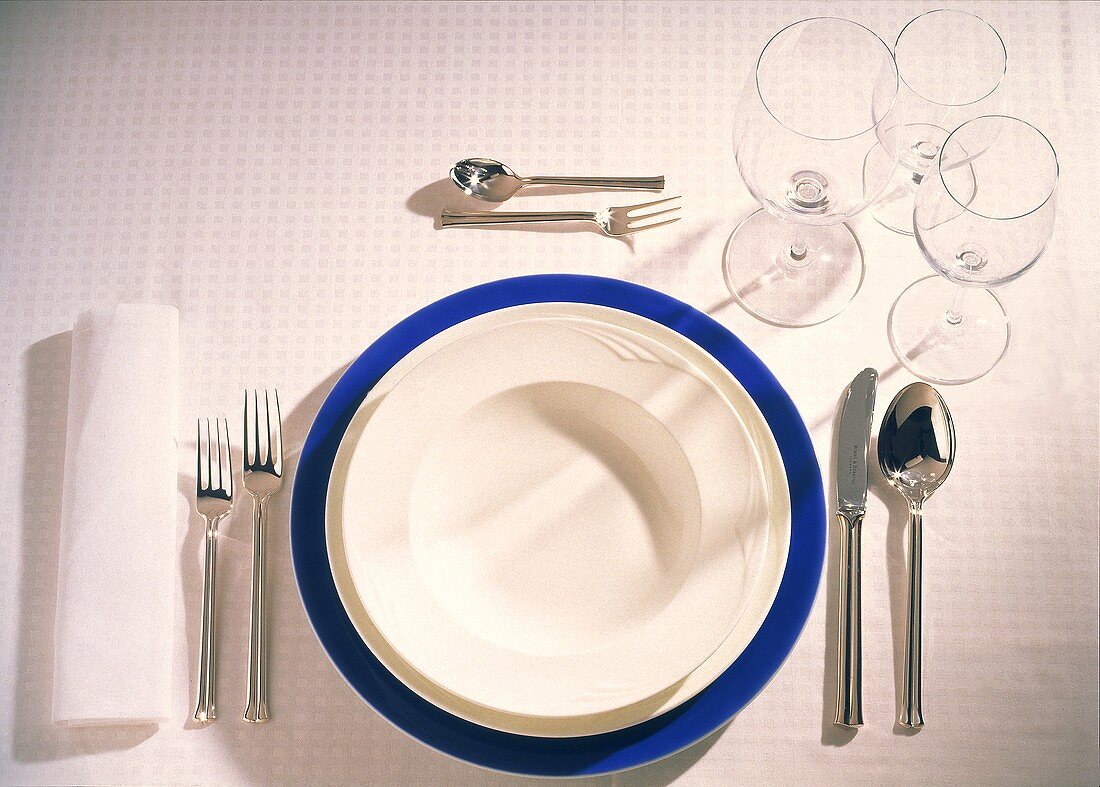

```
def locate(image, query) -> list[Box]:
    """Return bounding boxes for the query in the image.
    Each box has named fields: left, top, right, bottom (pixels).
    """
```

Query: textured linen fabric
left=52, top=305, right=179, bottom=727
left=0, top=1, right=1096, bottom=784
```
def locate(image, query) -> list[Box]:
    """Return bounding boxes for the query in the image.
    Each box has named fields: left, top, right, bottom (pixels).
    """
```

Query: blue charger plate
left=290, top=274, right=825, bottom=777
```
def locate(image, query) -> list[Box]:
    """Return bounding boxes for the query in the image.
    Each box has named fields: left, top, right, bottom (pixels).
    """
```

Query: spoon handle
left=902, top=501, right=925, bottom=729
left=834, top=511, right=864, bottom=727
left=523, top=175, right=665, bottom=191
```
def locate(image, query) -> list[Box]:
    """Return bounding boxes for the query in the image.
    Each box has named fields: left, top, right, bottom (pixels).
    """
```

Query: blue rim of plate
left=291, top=274, right=825, bottom=777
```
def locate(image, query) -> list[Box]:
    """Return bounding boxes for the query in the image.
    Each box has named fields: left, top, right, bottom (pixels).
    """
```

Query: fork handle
left=244, top=495, right=270, bottom=723
left=193, top=518, right=219, bottom=723
left=524, top=175, right=665, bottom=191
left=441, top=209, right=594, bottom=227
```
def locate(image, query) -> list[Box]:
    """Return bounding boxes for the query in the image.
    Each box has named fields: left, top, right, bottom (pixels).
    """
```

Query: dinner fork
left=193, top=418, right=232, bottom=723
left=243, top=389, right=282, bottom=723
left=439, top=196, right=682, bottom=237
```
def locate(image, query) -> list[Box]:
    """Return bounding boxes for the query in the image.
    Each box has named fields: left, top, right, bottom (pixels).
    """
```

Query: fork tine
left=243, top=389, right=250, bottom=467
left=256, top=390, right=264, bottom=466
left=224, top=418, right=233, bottom=498
left=216, top=417, right=224, bottom=492
left=623, top=196, right=681, bottom=212
left=624, top=217, right=682, bottom=235
left=251, top=389, right=261, bottom=468
left=273, top=389, right=283, bottom=473
left=629, top=206, right=680, bottom=222
left=263, top=389, right=272, bottom=466
left=196, top=419, right=202, bottom=493
left=251, top=389, right=258, bottom=468
left=205, top=418, right=213, bottom=493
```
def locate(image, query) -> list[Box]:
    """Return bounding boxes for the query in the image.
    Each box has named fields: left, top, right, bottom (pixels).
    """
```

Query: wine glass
left=888, top=116, right=1058, bottom=384
left=725, top=17, right=898, bottom=327
left=866, top=9, right=1007, bottom=235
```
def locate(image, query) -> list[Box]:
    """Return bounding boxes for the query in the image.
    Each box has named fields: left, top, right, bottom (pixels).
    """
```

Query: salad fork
left=440, top=196, right=682, bottom=237
left=243, top=389, right=282, bottom=723
left=193, top=418, right=232, bottom=723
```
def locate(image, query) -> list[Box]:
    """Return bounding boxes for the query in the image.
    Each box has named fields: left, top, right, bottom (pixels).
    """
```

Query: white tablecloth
left=1, top=2, right=1096, bottom=784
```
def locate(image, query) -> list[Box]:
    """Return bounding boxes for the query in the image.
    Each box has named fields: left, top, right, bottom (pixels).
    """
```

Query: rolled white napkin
left=52, top=304, right=179, bottom=727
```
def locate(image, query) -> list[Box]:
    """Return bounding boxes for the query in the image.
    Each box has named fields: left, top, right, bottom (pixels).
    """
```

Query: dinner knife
left=834, top=367, right=877, bottom=728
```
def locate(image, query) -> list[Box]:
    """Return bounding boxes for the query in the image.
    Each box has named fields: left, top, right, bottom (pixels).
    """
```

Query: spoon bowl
left=451, top=158, right=526, bottom=202
left=877, top=381, right=955, bottom=730
left=878, top=382, right=956, bottom=502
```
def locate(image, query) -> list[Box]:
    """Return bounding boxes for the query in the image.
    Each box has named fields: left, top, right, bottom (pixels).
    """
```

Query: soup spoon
left=450, top=158, right=664, bottom=203
left=878, top=382, right=956, bottom=729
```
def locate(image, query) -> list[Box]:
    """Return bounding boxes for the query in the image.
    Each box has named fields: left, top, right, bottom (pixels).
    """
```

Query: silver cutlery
left=193, top=418, right=233, bottom=723
left=440, top=196, right=682, bottom=237
left=878, top=382, right=956, bottom=729
left=450, top=157, right=664, bottom=203
left=834, top=368, right=877, bottom=728
left=243, top=389, right=283, bottom=723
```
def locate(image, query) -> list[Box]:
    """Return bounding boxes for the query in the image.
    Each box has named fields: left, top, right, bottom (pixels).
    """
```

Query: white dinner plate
left=328, top=304, right=789, bottom=725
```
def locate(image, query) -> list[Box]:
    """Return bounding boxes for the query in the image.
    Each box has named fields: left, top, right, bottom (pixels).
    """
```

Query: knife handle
left=834, top=510, right=864, bottom=728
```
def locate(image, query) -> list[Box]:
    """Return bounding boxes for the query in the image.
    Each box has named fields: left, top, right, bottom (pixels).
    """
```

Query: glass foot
left=723, top=209, right=864, bottom=328
left=888, top=275, right=1009, bottom=384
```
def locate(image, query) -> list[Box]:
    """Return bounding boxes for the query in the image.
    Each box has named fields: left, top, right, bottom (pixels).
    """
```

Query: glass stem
left=787, top=228, right=810, bottom=267
left=944, top=286, right=966, bottom=326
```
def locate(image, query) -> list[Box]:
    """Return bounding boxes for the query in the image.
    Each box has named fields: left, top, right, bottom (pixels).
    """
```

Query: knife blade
left=834, top=367, right=877, bottom=729
left=836, top=368, right=878, bottom=513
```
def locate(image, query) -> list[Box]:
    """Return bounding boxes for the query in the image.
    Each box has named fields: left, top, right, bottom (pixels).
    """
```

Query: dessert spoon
left=450, top=158, right=664, bottom=203
left=878, top=382, right=956, bottom=729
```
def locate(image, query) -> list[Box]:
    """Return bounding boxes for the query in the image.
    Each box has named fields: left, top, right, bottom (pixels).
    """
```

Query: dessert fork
left=193, top=418, right=232, bottom=723
left=440, top=196, right=682, bottom=237
left=243, top=389, right=282, bottom=723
